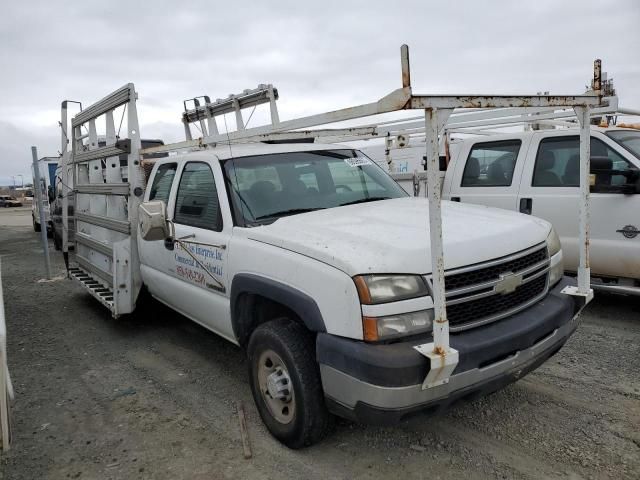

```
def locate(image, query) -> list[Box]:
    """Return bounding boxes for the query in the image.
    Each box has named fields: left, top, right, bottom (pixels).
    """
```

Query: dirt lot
left=0, top=207, right=638, bottom=480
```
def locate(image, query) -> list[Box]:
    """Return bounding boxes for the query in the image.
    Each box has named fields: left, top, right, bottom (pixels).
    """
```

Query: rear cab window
left=461, top=140, right=522, bottom=187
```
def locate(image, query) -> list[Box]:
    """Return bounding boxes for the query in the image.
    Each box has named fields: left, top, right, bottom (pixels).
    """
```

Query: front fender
left=230, top=273, right=326, bottom=344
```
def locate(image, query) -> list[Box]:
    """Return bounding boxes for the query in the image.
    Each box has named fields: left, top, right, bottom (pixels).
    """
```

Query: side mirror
left=139, top=200, right=173, bottom=241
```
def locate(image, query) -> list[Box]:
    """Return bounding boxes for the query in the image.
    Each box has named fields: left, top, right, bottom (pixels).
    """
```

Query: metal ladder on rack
left=62, top=84, right=144, bottom=317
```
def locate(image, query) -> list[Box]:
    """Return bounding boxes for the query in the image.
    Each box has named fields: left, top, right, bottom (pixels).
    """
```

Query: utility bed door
left=516, top=132, right=640, bottom=279
left=444, top=137, right=530, bottom=211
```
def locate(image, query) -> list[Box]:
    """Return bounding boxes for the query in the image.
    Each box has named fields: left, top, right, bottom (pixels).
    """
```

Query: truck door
left=444, top=138, right=528, bottom=211
left=164, top=160, right=234, bottom=340
left=516, top=132, right=640, bottom=279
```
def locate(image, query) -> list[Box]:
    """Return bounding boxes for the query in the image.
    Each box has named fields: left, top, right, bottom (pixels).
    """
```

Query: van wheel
left=33, top=216, right=41, bottom=232
left=247, top=318, right=333, bottom=449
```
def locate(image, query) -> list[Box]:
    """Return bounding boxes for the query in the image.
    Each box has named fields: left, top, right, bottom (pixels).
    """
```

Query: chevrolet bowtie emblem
left=494, top=271, right=523, bottom=295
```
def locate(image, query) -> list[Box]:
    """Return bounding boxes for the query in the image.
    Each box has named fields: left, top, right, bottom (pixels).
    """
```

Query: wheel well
left=234, top=293, right=303, bottom=348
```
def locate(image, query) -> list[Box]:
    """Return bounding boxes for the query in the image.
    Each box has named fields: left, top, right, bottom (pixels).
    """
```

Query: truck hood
left=246, top=197, right=551, bottom=276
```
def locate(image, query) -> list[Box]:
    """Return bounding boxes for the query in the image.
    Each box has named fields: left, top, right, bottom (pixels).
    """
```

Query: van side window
left=149, top=163, right=177, bottom=203
left=461, top=140, right=521, bottom=187
left=174, top=162, right=222, bottom=231
left=533, top=137, right=632, bottom=188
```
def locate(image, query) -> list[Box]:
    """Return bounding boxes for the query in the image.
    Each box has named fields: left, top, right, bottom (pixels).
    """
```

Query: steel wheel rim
left=257, top=349, right=295, bottom=425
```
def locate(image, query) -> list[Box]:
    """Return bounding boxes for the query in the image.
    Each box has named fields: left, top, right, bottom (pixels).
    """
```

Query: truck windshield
left=606, top=130, right=640, bottom=159
left=223, top=149, right=407, bottom=225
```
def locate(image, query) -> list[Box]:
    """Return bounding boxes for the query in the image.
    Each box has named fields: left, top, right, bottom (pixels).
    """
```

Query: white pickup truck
left=442, top=126, right=640, bottom=295
left=68, top=142, right=581, bottom=447
left=59, top=73, right=599, bottom=448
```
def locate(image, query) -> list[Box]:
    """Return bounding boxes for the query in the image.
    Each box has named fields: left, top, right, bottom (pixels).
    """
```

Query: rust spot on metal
left=400, top=45, right=411, bottom=88
left=433, top=345, right=446, bottom=356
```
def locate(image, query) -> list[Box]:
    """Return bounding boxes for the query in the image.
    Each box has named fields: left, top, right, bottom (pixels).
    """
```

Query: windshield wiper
left=254, top=207, right=326, bottom=220
left=339, top=197, right=391, bottom=206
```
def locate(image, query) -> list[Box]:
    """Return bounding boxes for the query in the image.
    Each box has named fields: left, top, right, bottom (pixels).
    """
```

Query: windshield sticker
left=344, top=157, right=372, bottom=167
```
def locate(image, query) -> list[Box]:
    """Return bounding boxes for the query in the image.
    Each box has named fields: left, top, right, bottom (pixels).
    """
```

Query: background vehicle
left=55, top=47, right=599, bottom=448
left=442, top=126, right=640, bottom=295
left=0, top=195, right=22, bottom=208
left=30, top=156, right=58, bottom=233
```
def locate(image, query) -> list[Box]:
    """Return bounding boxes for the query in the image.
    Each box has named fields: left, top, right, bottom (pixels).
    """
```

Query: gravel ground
left=0, top=208, right=638, bottom=479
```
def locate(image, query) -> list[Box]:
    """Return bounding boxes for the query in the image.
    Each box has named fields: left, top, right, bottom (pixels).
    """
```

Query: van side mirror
left=139, top=200, right=174, bottom=241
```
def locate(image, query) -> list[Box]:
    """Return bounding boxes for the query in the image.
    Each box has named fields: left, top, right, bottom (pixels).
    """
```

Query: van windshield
left=223, top=149, right=407, bottom=226
left=606, top=130, right=640, bottom=159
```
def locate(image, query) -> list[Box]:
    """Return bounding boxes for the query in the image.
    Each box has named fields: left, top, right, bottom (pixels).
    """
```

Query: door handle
left=450, top=197, right=461, bottom=202
left=519, top=198, right=533, bottom=215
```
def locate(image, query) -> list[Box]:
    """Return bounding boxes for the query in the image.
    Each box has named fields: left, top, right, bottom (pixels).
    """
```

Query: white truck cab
left=442, top=127, right=640, bottom=295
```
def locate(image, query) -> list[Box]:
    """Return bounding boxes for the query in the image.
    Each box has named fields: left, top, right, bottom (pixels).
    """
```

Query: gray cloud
left=1, top=0, right=638, bottom=183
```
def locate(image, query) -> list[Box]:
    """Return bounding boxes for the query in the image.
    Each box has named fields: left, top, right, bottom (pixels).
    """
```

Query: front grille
left=445, top=246, right=548, bottom=291
left=447, top=274, right=547, bottom=327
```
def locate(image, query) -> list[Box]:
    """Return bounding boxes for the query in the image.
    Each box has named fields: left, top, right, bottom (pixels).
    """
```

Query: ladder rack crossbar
left=72, top=84, right=133, bottom=127
left=183, top=85, right=278, bottom=123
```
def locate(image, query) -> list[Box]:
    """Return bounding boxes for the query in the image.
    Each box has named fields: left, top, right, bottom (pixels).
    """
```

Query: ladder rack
left=182, top=84, right=280, bottom=140
left=169, top=58, right=639, bottom=153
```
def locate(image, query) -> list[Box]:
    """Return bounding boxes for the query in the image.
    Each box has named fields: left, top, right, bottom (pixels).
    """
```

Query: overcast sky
left=1, top=0, right=638, bottom=185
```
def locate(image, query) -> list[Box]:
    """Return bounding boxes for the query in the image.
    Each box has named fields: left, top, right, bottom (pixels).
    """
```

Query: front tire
left=247, top=318, right=332, bottom=449
left=33, top=216, right=41, bottom=232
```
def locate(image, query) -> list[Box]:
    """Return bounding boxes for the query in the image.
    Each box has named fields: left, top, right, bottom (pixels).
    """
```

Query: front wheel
left=247, top=318, right=333, bottom=449
left=33, top=216, right=41, bottom=232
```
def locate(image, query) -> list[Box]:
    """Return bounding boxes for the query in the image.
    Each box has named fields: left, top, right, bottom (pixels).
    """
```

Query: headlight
left=363, top=310, right=434, bottom=341
left=546, top=228, right=564, bottom=287
left=546, top=228, right=561, bottom=257
left=353, top=274, right=429, bottom=304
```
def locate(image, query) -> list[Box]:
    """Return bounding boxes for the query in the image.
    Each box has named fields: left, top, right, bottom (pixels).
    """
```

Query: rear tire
left=247, top=318, right=333, bottom=449
left=33, top=216, right=41, bottom=232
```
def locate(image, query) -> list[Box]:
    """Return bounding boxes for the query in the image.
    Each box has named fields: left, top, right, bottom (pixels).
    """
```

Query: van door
left=516, top=132, right=640, bottom=280
left=444, top=137, right=529, bottom=211
left=163, top=160, right=234, bottom=341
